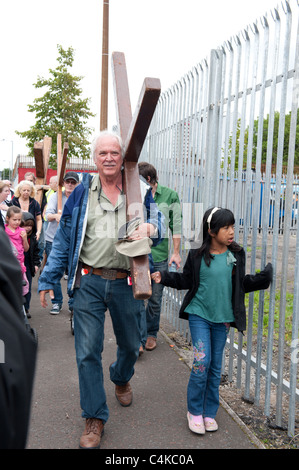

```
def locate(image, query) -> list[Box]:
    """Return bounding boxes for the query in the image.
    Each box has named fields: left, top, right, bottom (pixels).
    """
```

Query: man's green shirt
left=152, top=183, right=182, bottom=262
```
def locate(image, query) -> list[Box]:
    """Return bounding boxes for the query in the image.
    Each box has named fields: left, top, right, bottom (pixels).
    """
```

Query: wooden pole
left=100, top=0, right=109, bottom=130
left=57, top=134, right=63, bottom=215
left=56, top=134, right=69, bottom=215
left=33, top=136, right=52, bottom=273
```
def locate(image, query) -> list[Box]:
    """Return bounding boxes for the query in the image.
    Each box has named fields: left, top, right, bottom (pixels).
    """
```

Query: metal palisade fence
left=141, top=1, right=299, bottom=437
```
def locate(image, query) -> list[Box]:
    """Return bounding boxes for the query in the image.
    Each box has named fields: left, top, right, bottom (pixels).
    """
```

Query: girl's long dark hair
left=197, top=207, right=242, bottom=266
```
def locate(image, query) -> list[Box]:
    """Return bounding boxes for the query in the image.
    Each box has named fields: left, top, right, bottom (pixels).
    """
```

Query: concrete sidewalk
left=26, top=276, right=263, bottom=450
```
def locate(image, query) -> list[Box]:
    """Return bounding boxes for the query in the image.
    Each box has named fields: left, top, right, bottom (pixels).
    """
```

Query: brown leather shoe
left=145, top=336, right=157, bottom=351
left=115, top=382, right=133, bottom=407
left=79, top=418, right=104, bottom=449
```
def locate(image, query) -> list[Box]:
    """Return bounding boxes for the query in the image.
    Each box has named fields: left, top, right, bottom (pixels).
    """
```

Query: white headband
left=207, top=207, right=220, bottom=229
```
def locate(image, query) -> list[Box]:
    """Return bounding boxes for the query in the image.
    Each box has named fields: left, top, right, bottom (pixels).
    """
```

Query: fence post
left=204, top=49, right=223, bottom=209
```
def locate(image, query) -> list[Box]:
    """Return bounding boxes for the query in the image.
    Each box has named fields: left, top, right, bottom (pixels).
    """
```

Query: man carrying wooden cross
left=38, top=130, right=164, bottom=448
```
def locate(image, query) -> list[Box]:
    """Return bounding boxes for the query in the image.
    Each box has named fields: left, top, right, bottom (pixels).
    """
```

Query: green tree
left=16, top=45, right=95, bottom=168
left=251, top=110, right=299, bottom=168
left=227, top=109, right=299, bottom=171
left=225, top=118, right=249, bottom=171
left=0, top=168, right=10, bottom=179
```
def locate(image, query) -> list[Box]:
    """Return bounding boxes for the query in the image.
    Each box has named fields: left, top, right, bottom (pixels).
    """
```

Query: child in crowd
left=22, top=212, right=41, bottom=318
left=5, top=206, right=30, bottom=295
left=5, top=206, right=29, bottom=274
left=152, top=207, right=272, bottom=435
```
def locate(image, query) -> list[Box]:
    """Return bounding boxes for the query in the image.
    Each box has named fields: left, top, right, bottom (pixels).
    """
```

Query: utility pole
left=100, top=0, right=109, bottom=130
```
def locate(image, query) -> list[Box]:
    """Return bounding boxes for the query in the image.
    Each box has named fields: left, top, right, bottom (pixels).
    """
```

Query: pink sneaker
left=204, top=417, right=218, bottom=431
left=187, top=412, right=205, bottom=434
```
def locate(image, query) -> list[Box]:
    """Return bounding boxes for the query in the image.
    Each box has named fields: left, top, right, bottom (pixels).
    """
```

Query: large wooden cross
left=33, top=134, right=68, bottom=271
left=33, top=134, right=68, bottom=212
left=111, top=52, right=161, bottom=300
left=33, top=136, right=52, bottom=206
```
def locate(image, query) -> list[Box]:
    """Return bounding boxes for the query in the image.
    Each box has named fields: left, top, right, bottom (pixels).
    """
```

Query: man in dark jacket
left=0, top=228, right=37, bottom=448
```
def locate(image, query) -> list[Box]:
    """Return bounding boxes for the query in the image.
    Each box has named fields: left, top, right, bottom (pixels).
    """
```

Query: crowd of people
left=0, top=130, right=273, bottom=449
left=0, top=172, right=67, bottom=319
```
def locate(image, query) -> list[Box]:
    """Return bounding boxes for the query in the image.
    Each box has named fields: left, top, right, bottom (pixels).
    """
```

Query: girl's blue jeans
left=187, top=315, right=228, bottom=419
left=73, top=272, right=143, bottom=423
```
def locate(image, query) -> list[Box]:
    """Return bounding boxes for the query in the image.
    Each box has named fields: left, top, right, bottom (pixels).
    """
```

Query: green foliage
left=0, top=168, right=10, bottom=179
left=245, top=290, right=294, bottom=345
left=227, top=109, right=299, bottom=170
left=16, top=45, right=95, bottom=169
left=251, top=110, right=299, bottom=167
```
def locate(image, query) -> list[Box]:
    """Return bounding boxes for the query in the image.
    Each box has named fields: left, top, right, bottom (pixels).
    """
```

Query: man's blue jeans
left=73, top=272, right=143, bottom=423
left=140, top=259, right=169, bottom=345
left=45, top=241, right=63, bottom=305
left=187, top=315, right=228, bottom=419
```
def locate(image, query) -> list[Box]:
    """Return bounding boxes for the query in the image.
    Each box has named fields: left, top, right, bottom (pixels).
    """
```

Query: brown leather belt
left=82, top=264, right=129, bottom=280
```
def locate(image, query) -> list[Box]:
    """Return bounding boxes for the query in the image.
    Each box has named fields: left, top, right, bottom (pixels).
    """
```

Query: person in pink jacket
left=5, top=206, right=29, bottom=294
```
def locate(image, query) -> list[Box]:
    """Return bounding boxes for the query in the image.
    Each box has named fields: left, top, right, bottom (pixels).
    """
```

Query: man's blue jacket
left=38, top=173, right=165, bottom=296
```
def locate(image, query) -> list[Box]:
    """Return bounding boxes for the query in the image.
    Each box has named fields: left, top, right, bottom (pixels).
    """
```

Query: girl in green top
left=152, top=207, right=272, bottom=435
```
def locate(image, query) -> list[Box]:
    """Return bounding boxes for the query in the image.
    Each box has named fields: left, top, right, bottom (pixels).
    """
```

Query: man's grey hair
left=91, top=130, right=124, bottom=161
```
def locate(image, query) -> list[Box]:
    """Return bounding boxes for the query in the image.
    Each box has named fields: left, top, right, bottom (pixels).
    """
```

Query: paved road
left=26, top=277, right=262, bottom=452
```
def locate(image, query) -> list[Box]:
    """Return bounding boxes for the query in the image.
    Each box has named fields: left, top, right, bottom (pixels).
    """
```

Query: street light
left=0, top=139, right=14, bottom=180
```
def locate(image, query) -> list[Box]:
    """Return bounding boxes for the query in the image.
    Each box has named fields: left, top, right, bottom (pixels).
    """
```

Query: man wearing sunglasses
left=38, top=132, right=164, bottom=449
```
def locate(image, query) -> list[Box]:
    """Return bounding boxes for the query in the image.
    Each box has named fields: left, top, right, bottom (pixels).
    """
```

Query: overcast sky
left=0, top=0, right=286, bottom=169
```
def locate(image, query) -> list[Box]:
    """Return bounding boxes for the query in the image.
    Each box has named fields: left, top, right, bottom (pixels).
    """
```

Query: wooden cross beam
left=111, top=51, right=161, bottom=300
left=35, top=134, right=68, bottom=273
left=33, top=136, right=52, bottom=205
left=56, top=134, right=69, bottom=214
